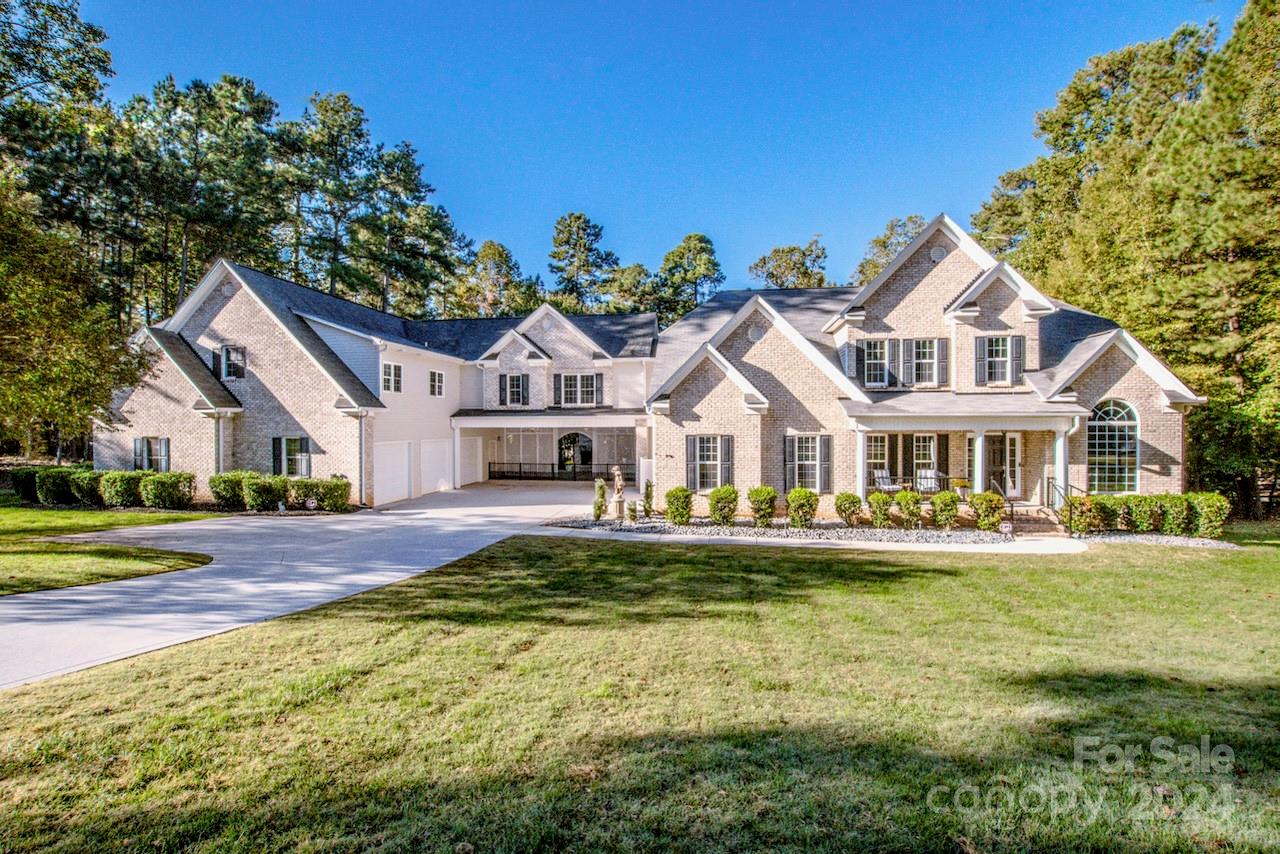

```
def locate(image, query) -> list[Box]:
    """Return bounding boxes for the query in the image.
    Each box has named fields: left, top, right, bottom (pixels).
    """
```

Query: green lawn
left=0, top=493, right=213, bottom=596
left=1, top=527, right=1277, bottom=851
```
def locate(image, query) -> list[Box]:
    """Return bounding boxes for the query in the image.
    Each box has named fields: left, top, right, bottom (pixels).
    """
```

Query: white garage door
left=420, top=438, right=452, bottom=494
left=460, top=436, right=483, bottom=485
left=373, top=440, right=411, bottom=506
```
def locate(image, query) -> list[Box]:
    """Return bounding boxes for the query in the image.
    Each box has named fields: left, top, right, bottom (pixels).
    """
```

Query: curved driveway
left=0, top=483, right=598, bottom=690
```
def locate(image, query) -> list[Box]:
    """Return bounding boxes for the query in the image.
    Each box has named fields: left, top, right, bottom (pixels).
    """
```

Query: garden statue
left=611, top=466, right=626, bottom=519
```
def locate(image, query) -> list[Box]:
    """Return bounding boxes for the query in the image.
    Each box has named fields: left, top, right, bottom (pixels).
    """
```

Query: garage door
left=373, top=440, right=411, bottom=505
left=460, top=436, right=483, bottom=485
left=420, top=438, right=452, bottom=494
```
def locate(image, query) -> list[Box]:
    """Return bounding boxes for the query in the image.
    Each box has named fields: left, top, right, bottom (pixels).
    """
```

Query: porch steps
left=1011, top=505, right=1067, bottom=536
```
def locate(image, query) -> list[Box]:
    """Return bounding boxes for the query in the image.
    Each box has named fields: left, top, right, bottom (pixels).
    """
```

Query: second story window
left=864, top=340, right=887, bottom=387
left=913, top=339, right=936, bottom=384
left=559, top=373, right=598, bottom=406
left=985, top=337, right=1009, bottom=383
left=221, top=346, right=246, bottom=380
left=499, top=373, right=528, bottom=406
left=429, top=370, right=444, bottom=397
left=382, top=362, right=402, bottom=393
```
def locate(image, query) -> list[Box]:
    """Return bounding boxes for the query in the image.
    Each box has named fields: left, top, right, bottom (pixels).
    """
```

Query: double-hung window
left=696, top=435, right=720, bottom=491
left=984, top=337, right=1010, bottom=383
left=221, top=346, right=246, bottom=379
left=913, top=339, right=936, bottom=385
left=273, top=436, right=311, bottom=477
left=913, top=434, right=936, bottom=474
left=864, top=340, right=887, bottom=387
left=429, top=370, right=445, bottom=397
left=505, top=373, right=525, bottom=405
left=867, top=434, right=888, bottom=472
left=795, top=435, right=819, bottom=490
left=560, top=373, right=597, bottom=406
left=133, top=437, right=170, bottom=472
left=382, top=362, right=402, bottom=393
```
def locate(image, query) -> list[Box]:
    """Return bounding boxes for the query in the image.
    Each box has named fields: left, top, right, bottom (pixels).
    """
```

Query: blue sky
left=85, top=0, right=1244, bottom=287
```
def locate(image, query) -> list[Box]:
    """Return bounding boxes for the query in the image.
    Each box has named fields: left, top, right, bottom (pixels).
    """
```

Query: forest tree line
left=0, top=0, right=1276, bottom=509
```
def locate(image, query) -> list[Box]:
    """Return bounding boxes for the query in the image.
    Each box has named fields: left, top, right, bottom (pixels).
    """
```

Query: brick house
left=96, top=214, right=1202, bottom=510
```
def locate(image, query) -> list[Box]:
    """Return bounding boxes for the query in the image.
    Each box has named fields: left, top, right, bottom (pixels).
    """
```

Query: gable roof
left=647, top=343, right=769, bottom=414
left=846, top=213, right=996, bottom=309
left=943, top=261, right=1054, bottom=316
left=479, top=328, right=551, bottom=361
left=144, top=327, right=241, bottom=410
left=1030, top=327, right=1204, bottom=405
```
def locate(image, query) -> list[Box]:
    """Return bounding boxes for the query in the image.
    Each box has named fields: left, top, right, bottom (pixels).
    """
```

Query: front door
left=984, top=433, right=1021, bottom=498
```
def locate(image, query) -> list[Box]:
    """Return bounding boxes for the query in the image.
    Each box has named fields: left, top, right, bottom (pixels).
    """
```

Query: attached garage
left=373, top=440, right=412, bottom=505
left=420, top=438, right=452, bottom=494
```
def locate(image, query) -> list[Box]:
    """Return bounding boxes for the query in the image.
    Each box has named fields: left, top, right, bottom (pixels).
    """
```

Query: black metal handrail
left=1046, top=476, right=1088, bottom=537
left=988, top=476, right=1015, bottom=533
left=488, top=462, right=636, bottom=483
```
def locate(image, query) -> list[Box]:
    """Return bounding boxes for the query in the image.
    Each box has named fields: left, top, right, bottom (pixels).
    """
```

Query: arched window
left=1087, top=400, right=1138, bottom=493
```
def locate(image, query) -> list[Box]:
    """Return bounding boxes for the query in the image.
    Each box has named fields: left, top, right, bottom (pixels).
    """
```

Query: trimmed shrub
left=868, top=491, right=894, bottom=528
left=970, top=491, right=1006, bottom=532
left=1156, top=494, right=1192, bottom=536
left=209, top=470, right=254, bottom=511
left=10, top=466, right=44, bottom=503
left=627, top=501, right=638, bottom=523
left=242, top=474, right=290, bottom=512
left=594, top=477, right=606, bottom=503
left=894, top=489, right=922, bottom=528
left=834, top=492, right=862, bottom=527
left=317, top=477, right=351, bottom=512
left=1090, top=495, right=1125, bottom=530
left=1125, top=495, right=1160, bottom=533
left=643, top=479, right=654, bottom=517
left=1059, top=495, right=1095, bottom=535
left=593, top=477, right=607, bottom=521
left=786, top=487, right=818, bottom=529
left=747, top=485, right=778, bottom=528
left=665, top=487, right=693, bottom=525
left=1188, top=492, right=1230, bottom=539
left=708, top=485, right=739, bottom=525
left=35, top=467, right=78, bottom=505
left=141, top=472, right=195, bottom=509
left=932, top=490, right=960, bottom=529
left=100, top=470, right=153, bottom=507
left=70, top=469, right=105, bottom=506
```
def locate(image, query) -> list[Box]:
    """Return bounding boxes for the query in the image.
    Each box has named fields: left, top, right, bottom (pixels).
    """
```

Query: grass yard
left=0, top=493, right=212, bottom=596
left=1, top=526, right=1278, bottom=851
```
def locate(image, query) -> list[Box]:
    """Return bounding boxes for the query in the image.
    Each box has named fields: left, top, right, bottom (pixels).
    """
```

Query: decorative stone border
left=550, top=516, right=1011, bottom=545
left=1080, top=532, right=1239, bottom=550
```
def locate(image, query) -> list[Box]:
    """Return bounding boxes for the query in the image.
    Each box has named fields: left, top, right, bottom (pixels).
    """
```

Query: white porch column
left=854, top=429, right=867, bottom=499
left=1053, top=428, right=1068, bottom=508
left=452, top=424, right=462, bottom=489
left=973, top=431, right=986, bottom=494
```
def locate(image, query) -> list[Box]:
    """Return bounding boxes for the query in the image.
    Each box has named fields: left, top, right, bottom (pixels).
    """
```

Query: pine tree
left=547, top=212, right=618, bottom=310
left=651, top=233, right=724, bottom=325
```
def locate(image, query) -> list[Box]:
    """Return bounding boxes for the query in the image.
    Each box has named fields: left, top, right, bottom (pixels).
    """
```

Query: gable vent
left=929, top=245, right=948, bottom=263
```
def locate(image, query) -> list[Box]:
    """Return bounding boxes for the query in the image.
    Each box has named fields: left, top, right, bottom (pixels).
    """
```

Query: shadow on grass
left=319, top=536, right=964, bottom=628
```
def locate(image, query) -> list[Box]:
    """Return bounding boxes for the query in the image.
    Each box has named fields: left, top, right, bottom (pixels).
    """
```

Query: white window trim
left=561, top=373, right=598, bottom=407
left=696, top=435, right=721, bottom=492
left=913, top=339, right=938, bottom=386
left=985, top=336, right=1012, bottom=385
left=281, top=435, right=311, bottom=479
left=864, top=340, right=888, bottom=388
left=1087, top=400, right=1141, bottom=494
left=912, top=433, right=937, bottom=473
left=504, top=373, right=525, bottom=406
left=221, top=345, right=246, bottom=381
left=429, top=370, right=445, bottom=398
left=382, top=362, right=403, bottom=394
left=794, top=433, right=822, bottom=491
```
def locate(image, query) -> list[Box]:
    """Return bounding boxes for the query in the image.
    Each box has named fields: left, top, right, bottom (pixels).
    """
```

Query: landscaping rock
left=551, top=517, right=1011, bottom=545
left=1081, top=532, right=1238, bottom=550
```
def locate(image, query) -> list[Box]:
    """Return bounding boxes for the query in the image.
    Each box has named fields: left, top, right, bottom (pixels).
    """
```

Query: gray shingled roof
left=145, top=327, right=241, bottom=409
left=227, top=263, right=658, bottom=364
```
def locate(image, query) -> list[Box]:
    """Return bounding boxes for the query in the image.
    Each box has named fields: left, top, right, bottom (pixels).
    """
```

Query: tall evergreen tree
left=547, top=212, right=618, bottom=310
left=450, top=239, right=542, bottom=317
left=651, top=233, right=724, bottom=325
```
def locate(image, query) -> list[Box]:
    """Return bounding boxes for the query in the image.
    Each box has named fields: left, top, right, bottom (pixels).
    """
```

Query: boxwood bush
left=868, top=491, right=894, bottom=528
left=665, top=487, right=693, bottom=525
left=786, top=487, right=818, bottom=529
left=931, top=490, right=960, bottom=529
left=708, top=485, right=739, bottom=525
left=99, top=471, right=153, bottom=507
left=1187, top=491, right=1230, bottom=539
left=242, top=474, right=290, bottom=512
left=70, top=469, right=105, bottom=506
left=1156, top=494, right=1192, bottom=536
left=834, top=492, right=862, bottom=527
left=140, top=472, right=196, bottom=510
left=9, top=466, right=45, bottom=503
left=208, top=470, right=255, bottom=510
left=1090, top=495, right=1126, bottom=530
left=1058, top=495, right=1095, bottom=535
left=970, top=491, right=1006, bottom=532
left=35, top=467, right=78, bottom=505
left=747, top=485, right=777, bottom=528
left=894, top=489, right=922, bottom=528
left=1124, top=495, right=1160, bottom=533
left=289, top=476, right=352, bottom=512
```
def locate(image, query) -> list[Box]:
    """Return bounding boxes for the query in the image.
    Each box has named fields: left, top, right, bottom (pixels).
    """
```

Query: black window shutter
left=594, top=373, right=604, bottom=407
left=133, top=437, right=145, bottom=470
left=720, top=435, right=733, bottom=487
left=553, top=374, right=561, bottom=406
left=1012, top=336, right=1025, bottom=383
left=272, top=437, right=282, bottom=475
left=887, top=339, right=899, bottom=386
left=299, top=437, right=311, bottom=476
left=902, top=339, right=915, bottom=387
left=888, top=434, right=899, bottom=479
left=974, top=337, right=988, bottom=386
left=784, top=435, right=796, bottom=493
left=212, top=351, right=222, bottom=378
left=498, top=374, right=508, bottom=406
left=937, top=433, right=950, bottom=476
left=819, top=435, right=833, bottom=493
left=937, top=338, right=949, bottom=386
left=854, top=341, right=866, bottom=386
left=159, top=438, right=170, bottom=473
left=685, top=436, right=698, bottom=490
left=902, top=433, right=914, bottom=476
left=520, top=374, right=529, bottom=405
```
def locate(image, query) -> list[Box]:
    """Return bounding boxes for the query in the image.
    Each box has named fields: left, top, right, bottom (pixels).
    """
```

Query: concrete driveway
left=0, top=482, right=606, bottom=690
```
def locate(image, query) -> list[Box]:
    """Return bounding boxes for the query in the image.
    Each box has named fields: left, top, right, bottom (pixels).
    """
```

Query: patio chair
left=915, top=469, right=943, bottom=494
left=871, top=469, right=896, bottom=492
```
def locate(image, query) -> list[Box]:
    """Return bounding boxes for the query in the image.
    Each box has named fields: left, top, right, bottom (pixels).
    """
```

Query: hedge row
left=660, top=486, right=999, bottom=531
left=1057, top=492, right=1230, bottom=539
left=207, top=470, right=351, bottom=512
